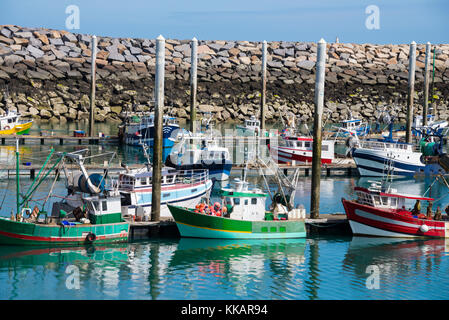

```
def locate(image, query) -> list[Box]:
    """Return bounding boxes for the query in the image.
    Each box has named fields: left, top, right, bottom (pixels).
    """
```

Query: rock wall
left=0, top=24, right=448, bottom=124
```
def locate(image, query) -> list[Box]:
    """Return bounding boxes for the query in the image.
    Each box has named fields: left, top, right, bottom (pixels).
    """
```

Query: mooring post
left=260, top=40, right=267, bottom=134
left=89, top=35, right=97, bottom=138
left=151, top=35, right=165, bottom=222
left=406, top=41, right=416, bottom=144
left=310, top=38, right=326, bottom=219
left=423, top=42, right=431, bottom=126
left=190, top=37, right=198, bottom=134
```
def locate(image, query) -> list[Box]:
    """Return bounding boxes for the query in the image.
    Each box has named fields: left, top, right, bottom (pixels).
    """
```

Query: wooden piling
left=260, top=40, right=267, bottom=133
left=189, top=37, right=198, bottom=134
left=151, top=35, right=165, bottom=222
left=310, top=38, right=326, bottom=219
left=89, top=35, right=97, bottom=138
left=405, top=41, right=416, bottom=144
left=423, top=42, right=431, bottom=126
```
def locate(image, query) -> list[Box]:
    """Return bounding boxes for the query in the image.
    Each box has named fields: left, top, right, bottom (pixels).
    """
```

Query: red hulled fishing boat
left=342, top=181, right=449, bottom=238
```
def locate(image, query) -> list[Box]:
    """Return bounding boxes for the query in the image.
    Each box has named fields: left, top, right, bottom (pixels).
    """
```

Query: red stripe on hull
left=270, top=147, right=332, bottom=164
left=342, top=199, right=446, bottom=237
left=0, top=230, right=128, bottom=243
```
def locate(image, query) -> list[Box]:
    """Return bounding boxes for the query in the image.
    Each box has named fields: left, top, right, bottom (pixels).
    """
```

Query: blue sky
left=1, top=0, right=448, bottom=44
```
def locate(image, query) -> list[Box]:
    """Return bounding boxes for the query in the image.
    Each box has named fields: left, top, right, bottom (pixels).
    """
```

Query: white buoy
left=420, top=224, right=429, bottom=233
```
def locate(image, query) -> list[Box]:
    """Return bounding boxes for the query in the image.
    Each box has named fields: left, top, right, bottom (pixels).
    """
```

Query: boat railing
left=358, top=140, right=413, bottom=152
left=175, top=169, right=210, bottom=185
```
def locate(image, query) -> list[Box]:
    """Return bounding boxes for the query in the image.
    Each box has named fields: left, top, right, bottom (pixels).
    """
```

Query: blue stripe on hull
left=356, top=164, right=415, bottom=176
left=352, top=150, right=425, bottom=176
left=353, top=149, right=444, bottom=176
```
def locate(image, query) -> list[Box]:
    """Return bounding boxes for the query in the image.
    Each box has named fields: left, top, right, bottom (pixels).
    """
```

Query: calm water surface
left=0, top=236, right=448, bottom=300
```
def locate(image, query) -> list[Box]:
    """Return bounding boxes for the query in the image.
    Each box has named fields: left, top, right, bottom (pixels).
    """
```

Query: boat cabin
left=0, top=110, right=20, bottom=130
left=283, top=136, right=334, bottom=153
left=354, top=185, right=434, bottom=210
left=119, top=167, right=180, bottom=190
left=244, top=116, right=260, bottom=130
left=126, top=113, right=178, bottom=126
left=221, top=188, right=268, bottom=221
left=84, top=193, right=123, bottom=224
left=341, top=119, right=362, bottom=131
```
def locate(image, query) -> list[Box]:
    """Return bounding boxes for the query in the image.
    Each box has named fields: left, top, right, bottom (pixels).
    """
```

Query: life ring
left=4, top=126, right=10, bottom=130
left=86, top=232, right=96, bottom=243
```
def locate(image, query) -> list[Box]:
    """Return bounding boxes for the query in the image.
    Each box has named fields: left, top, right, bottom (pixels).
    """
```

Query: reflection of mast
left=304, top=239, right=320, bottom=300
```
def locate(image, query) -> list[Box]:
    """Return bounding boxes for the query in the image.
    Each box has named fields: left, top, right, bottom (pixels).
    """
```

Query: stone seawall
left=0, top=25, right=448, bottom=124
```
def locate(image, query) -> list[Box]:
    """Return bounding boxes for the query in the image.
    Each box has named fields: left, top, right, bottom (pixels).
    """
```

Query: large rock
left=26, top=45, right=44, bottom=58
left=297, top=60, right=315, bottom=70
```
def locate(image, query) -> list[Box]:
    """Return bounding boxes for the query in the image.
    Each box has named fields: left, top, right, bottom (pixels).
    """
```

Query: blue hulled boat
left=118, top=112, right=181, bottom=162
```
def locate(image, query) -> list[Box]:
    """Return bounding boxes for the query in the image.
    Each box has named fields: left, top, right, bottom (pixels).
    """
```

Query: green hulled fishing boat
left=0, top=145, right=130, bottom=246
left=168, top=160, right=307, bottom=239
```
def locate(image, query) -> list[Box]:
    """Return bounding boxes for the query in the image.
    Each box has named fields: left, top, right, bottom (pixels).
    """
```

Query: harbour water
left=0, top=236, right=448, bottom=300
left=0, top=122, right=449, bottom=300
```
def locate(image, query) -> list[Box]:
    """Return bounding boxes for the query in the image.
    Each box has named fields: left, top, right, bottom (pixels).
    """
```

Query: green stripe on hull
left=16, top=128, right=31, bottom=135
left=0, top=217, right=129, bottom=246
left=168, top=205, right=306, bottom=239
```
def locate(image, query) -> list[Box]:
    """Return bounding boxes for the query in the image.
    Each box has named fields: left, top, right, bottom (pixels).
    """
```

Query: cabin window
left=390, top=198, right=397, bottom=207
left=305, top=142, right=311, bottom=148
left=381, top=197, right=389, bottom=206
left=251, top=198, right=257, bottom=205
left=121, top=193, right=131, bottom=206
left=234, top=198, right=240, bottom=205
left=92, top=201, right=99, bottom=211
left=8, top=119, right=13, bottom=123
left=141, top=177, right=147, bottom=185
left=373, top=196, right=381, bottom=206
left=244, top=199, right=248, bottom=205
left=322, top=145, right=329, bottom=151
left=102, top=201, right=108, bottom=211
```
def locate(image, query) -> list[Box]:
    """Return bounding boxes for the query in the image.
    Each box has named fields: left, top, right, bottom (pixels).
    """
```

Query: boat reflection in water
left=167, top=238, right=306, bottom=299
left=0, top=244, right=130, bottom=300
left=342, top=236, right=449, bottom=299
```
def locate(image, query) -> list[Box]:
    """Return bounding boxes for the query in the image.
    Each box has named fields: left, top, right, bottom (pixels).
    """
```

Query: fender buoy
left=4, top=126, right=10, bottom=130
left=419, top=224, right=429, bottom=233
left=86, top=232, right=96, bottom=243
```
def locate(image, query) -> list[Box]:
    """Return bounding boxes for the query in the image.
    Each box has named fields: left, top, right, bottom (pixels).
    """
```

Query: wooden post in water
left=423, top=42, right=431, bottom=126
left=310, top=38, right=326, bottom=219
left=260, top=40, right=267, bottom=134
left=89, top=35, right=97, bottom=137
left=151, top=35, right=165, bottom=222
left=406, top=41, right=416, bottom=144
left=190, top=37, right=198, bottom=133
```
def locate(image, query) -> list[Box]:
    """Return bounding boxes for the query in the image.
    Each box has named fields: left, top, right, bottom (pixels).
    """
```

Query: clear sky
left=1, top=0, right=448, bottom=44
